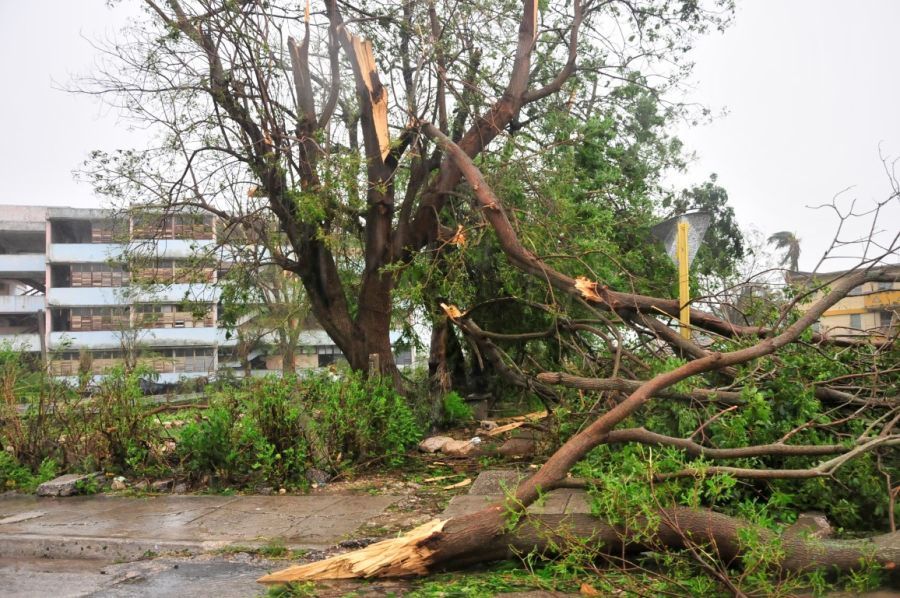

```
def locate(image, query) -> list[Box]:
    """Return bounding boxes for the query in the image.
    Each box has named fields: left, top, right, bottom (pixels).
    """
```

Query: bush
left=3, top=341, right=422, bottom=493
left=442, top=391, right=473, bottom=425
left=177, top=371, right=421, bottom=488
left=0, top=452, right=57, bottom=493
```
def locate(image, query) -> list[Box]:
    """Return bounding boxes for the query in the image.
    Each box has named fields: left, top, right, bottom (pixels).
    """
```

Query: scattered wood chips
left=442, top=478, right=472, bottom=490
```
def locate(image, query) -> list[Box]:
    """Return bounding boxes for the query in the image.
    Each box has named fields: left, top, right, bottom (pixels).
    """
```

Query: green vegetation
left=179, top=371, right=421, bottom=489
left=441, top=391, right=473, bottom=425
left=0, top=344, right=421, bottom=492
left=13, top=0, right=897, bottom=592
left=265, top=582, right=318, bottom=598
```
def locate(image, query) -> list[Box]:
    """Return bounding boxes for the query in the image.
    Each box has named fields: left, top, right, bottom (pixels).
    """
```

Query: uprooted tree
left=78, top=0, right=900, bottom=589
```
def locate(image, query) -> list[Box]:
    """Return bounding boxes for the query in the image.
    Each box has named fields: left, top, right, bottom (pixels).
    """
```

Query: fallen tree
left=77, top=0, right=898, bottom=588
left=260, top=254, right=900, bottom=583
left=259, top=509, right=900, bottom=582
left=253, top=0, right=899, bottom=588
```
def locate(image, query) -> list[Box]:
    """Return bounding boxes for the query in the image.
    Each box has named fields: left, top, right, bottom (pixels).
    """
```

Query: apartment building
left=787, top=270, right=899, bottom=339
left=0, top=206, right=414, bottom=383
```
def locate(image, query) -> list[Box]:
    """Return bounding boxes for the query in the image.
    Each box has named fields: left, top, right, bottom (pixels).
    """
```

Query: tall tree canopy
left=82, top=0, right=735, bottom=384
left=80, top=1, right=900, bottom=589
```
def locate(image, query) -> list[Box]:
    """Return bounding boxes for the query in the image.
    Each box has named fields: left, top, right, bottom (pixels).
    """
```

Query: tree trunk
left=258, top=506, right=900, bottom=583
left=353, top=270, right=401, bottom=387
left=427, top=316, right=451, bottom=428
left=281, top=335, right=296, bottom=374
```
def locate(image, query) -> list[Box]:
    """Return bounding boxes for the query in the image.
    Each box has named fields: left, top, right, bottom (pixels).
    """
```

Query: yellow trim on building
left=864, top=290, right=900, bottom=308
left=822, top=307, right=867, bottom=316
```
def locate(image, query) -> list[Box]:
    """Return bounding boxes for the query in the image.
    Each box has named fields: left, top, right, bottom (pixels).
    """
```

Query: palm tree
left=768, top=231, right=801, bottom=272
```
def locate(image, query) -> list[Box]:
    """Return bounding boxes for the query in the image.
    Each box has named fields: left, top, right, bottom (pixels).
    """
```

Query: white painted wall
left=0, top=333, right=40, bottom=351
left=48, top=239, right=215, bottom=263
left=48, top=284, right=219, bottom=306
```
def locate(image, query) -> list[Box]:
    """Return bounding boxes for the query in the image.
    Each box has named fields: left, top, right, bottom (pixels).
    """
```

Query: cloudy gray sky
left=1, top=0, right=897, bottom=272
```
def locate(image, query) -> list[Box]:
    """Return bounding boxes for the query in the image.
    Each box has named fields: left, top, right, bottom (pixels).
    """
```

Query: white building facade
left=0, top=206, right=413, bottom=383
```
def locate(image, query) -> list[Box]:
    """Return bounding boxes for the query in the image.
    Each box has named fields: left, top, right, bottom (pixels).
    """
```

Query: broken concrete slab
left=417, top=436, right=453, bottom=453
left=499, top=436, right=536, bottom=457
left=441, top=439, right=481, bottom=456
left=36, top=473, right=100, bottom=497
left=468, top=469, right=528, bottom=495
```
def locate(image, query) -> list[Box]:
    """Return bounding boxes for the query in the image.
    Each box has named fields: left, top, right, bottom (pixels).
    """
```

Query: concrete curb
left=0, top=533, right=324, bottom=561
left=1, top=534, right=229, bottom=561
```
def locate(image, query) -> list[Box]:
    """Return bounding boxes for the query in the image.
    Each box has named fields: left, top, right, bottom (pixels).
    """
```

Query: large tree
left=82, top=0, right=733, bottom=385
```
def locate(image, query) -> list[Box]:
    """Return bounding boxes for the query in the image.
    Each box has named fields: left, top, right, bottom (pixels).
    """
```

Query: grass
left=265, top=582, right=318, bottom=597
left=216, top=538, right=307, bottom=561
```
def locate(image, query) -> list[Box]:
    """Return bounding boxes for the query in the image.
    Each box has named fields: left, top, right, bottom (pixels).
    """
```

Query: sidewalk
left=0, top=472, right=594, bottom=596
left=0, top=470, right=591, bottom=563
left=0, top=493, right=400, bottom=561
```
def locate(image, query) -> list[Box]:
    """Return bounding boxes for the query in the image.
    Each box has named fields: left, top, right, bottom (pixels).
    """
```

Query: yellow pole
left=677, top=221, right=691, bottom=339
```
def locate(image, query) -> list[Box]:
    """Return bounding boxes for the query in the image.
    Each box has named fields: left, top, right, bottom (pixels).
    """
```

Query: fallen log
left=258, top=507, right=900, bottom=583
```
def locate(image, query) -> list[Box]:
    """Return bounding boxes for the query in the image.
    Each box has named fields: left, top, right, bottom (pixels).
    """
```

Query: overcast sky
left=1, top=1, right=897, bottom=272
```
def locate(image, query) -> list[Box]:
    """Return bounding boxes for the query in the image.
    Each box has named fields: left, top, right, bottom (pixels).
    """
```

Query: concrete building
left=0, top=206, right=413, bottom=383
left=787, top=270, right=899, bottom=339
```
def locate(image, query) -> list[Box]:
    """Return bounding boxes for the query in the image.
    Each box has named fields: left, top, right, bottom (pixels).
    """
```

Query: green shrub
left=177, top=371, right=421, bottom=488
left=0, top=452, right=57, bottom=492
left=441, top=391, right=473, bottom=425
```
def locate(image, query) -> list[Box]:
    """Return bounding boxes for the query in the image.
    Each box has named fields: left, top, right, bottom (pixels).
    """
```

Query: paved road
left=0, top=556, right=275, bottom=598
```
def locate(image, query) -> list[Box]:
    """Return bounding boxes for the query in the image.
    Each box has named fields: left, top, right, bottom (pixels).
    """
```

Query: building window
left=880, top=311, right=895, bottom=330
left=849, top=313, right=862, bottom=330
left=847, top=285, right=863, bottom=296
left=316, top=345, right=345, bottom=367
left=878, top=281, right=894, bottom=291
left=394, top=348, right=413, bottom=366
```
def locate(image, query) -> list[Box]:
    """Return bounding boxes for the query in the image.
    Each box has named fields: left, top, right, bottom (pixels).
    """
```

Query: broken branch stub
left=440, top=303, right=464, bottom=320
left=574, top=276, right=602, bottom=302
left=349, top=35, right=391, bottom=160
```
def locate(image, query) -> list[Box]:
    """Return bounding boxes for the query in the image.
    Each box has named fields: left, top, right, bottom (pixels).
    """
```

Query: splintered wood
left=449, top=224, right=467, bottom=246
left=349, top=35, right=391, bottom=160
left=574, top=276, right=602, bottom=302
left=485, top=410, right=548, bottom=437
left=257, top=519, right=447, bottom=583
left=440, top=303, right=464, bottom=320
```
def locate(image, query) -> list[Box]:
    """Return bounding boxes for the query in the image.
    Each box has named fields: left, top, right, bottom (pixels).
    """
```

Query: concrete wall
left=1, top=206, right=48, bottom=227
left=0, top=333, right=40, bottom=351
left=48, top=240, right=216, bottom=263
left=0, top=253, right=45, bottom=275
left=57, top=371, right=209, bottom=386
